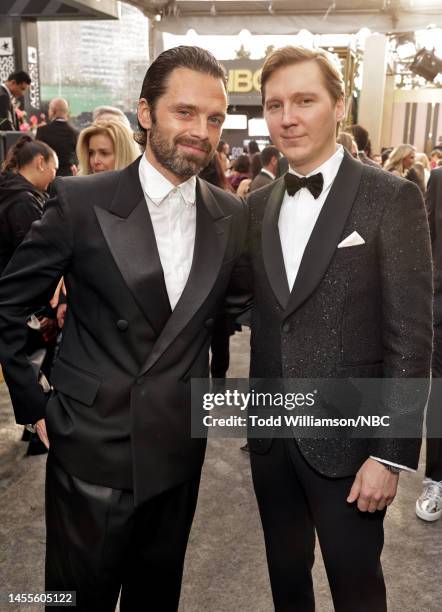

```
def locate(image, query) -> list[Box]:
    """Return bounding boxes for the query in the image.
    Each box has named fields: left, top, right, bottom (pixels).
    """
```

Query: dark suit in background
left=425, top=166, right=442, bottom=481
left=358, top=149, right=378, bottom=167
left=247, top=151, right=432, bottom=611
left=0, top=158, right=250, bottom=610
left=36, top=120, right=78, bottom=176
left=0, top=84, right=18, bottom=131
left=249, top=169, right=274, bottom=193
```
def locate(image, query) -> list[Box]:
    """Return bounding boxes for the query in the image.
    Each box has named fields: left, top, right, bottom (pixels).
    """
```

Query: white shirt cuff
left=370, top=456, right=415, bottom=473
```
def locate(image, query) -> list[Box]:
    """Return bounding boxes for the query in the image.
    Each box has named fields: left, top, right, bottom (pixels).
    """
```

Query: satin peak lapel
left=285, top=151, right=364, bottom=318
left=94, top=158, right=171, bottom=336
left=262, top=177, right=291, bottom=309
left=140, top=178, right=231, bottom=375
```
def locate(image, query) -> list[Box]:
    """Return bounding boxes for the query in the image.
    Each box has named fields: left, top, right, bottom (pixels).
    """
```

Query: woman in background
left=76, top=120, right=139, bottom=175
left=384, top=144, right=425, bottom=193
left=247, top=140, right=260, bottom=157
left=216, top=140, right=231, bottom=175
left=0, top=135, right=58, bottom=455
left=0, top=135, right=57, bottom=272
left=199, top=152, right=232, bottom=192
left=415, top=152, right=431, bottom=188
left=228, top=154, right=251, bottom=193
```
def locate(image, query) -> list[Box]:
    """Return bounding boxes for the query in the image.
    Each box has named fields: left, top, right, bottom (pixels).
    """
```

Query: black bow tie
left=284, top=172, right=324, bottom=199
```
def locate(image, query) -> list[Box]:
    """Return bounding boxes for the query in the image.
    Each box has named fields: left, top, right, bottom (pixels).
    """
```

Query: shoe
left=415, top=478, right=442, bottom=522
left=26, top=433, right=48, bottom=456
left=240, top=443, right=249, bottom=453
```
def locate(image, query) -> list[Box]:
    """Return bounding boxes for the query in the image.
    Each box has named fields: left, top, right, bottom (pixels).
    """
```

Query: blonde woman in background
left=384, top=144, right=416, bottom=176
left=415, top=152, right=431, bottom=187
left=76, top=120, right=139, bottom=175
left=384, top=143, right=425, bottom=193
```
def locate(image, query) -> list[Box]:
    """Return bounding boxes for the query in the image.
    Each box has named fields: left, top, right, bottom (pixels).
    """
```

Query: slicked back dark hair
left=261, top=145, right=279, bottom=166
left=135, top=46, right=227, bottom=147
left=7, top=70, right=31, bottom=85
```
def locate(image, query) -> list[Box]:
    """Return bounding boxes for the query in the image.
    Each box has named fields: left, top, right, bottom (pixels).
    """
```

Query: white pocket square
left=337, top=231, right=365, bottom=248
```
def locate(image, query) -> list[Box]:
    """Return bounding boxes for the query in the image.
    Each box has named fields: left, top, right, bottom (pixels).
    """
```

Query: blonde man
left=247, top=45, right=431, bottom=612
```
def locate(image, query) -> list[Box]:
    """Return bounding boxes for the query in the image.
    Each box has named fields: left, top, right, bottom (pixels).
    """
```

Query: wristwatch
left=25, top=423, right=37, bottom=434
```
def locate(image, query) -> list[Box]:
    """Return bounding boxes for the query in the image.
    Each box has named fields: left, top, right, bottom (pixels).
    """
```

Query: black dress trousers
left=45, top=452, right=201, bottom=611
left=250, top=439, right=387, bottom=612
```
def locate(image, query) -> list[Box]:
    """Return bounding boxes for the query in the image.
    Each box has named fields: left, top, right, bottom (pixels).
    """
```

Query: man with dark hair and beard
left=0, top=46, right=250, bottom=611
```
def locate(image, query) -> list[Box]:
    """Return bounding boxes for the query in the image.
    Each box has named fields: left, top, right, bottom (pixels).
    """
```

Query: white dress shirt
left=278, top=145, right=410, bottom=472
left=278, top=145, right=344, bottom=291
left=138, top=154, right=196, bottom=310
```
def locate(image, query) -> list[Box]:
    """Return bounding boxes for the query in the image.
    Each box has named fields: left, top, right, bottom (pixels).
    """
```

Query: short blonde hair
left=384, top=144, right=416, bottom=176
left=76, top=120, right=140, bottom=175
left=261, top=46, right=345, bottom=105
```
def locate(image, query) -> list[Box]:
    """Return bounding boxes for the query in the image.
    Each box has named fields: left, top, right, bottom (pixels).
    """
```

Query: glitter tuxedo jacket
left=247, top=150, right=433, bottom=475
left=0, top=157, right=250, bottom=505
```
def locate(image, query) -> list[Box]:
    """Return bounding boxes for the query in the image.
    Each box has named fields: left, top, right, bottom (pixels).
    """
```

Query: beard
left=148, top=120, right=214, bottom=179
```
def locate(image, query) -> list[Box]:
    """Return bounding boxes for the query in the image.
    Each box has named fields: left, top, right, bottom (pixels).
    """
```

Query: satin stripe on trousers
left=45, top=452, right=200, bottom=612
left=250, top=438, right=387, bottom=612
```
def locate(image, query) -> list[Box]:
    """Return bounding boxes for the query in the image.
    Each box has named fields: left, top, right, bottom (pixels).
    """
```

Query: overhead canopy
left=129, top=0, right=442, bottom=35
left=0, top=0, right=118, bottom=20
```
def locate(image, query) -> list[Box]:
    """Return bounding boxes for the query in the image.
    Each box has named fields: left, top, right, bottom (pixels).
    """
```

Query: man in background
left=416, top=164, right=442, bottom=522
left=348, top=123, right=378, bottom=167
left=36, top=98, right=78, bottom=176
left=249, top=145, right=279, bottom=192
left=0, top=71, right=31, bottom=131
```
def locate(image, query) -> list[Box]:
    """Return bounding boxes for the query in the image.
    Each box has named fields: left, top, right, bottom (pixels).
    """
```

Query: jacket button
left=282, top=322, right=291, bottom=333
left=116, top=319, right=129, bottom=331
left=204, top=318, right=214, bottom=329
left=136, top=377, right=143, bottom=385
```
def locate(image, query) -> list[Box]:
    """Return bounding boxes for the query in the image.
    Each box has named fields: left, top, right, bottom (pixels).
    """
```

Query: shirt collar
left=288, top=144, right=344, bottom=193
left=139, top=153, right=197, bottom=207
left=261, top=168, right=275, bottom=180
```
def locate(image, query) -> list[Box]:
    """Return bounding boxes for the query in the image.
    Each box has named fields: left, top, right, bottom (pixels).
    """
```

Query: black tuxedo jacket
left=36, top=120, right=79, bottom=176
left=0, top=85, right=18, bottom=131
left=247, top=151, right=433, bottom=475
left=0, top=157, right=250, bottom=504
left=426, top=166, right=442, bottom=325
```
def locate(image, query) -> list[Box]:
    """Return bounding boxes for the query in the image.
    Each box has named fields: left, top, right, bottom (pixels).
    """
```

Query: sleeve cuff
left=370, top=456, right=415, bottom=473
